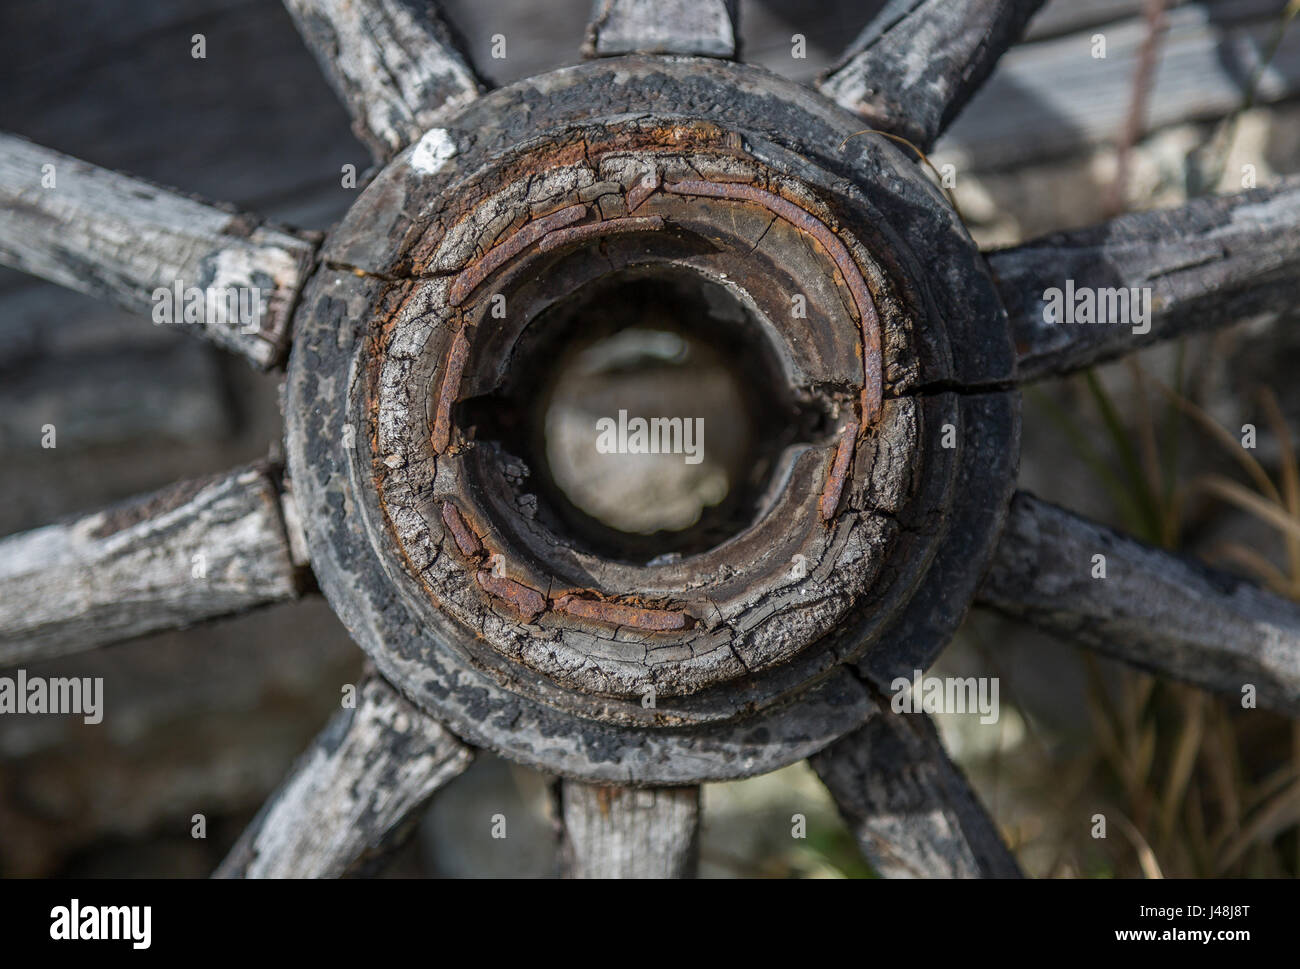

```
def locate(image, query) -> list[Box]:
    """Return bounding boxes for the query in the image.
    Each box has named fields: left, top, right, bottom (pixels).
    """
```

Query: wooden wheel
left=2, top=0, right=1297, bottom=879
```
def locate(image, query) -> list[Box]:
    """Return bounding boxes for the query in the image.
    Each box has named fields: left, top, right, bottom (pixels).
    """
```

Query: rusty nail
left=819, top=420, right=859, bottom=522
left=664, top=179, right=882, bottom=427
left=476, top=571, right=547, bottom=622
left=448, top=203, right=587, bottom=306
left=552, top=594, right=693, bottom=633
left=537, top=215, right=664, bottom=252
left=432, top=325, right=470, bottom=454
left=440, top=501, right=483, bottom=558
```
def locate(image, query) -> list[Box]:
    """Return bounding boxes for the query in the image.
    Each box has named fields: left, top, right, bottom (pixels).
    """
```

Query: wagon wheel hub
left=285, top=58, right=1020, bottom=783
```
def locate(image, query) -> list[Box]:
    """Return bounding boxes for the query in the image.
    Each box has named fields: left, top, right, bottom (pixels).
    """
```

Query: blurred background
left=2, top=0, right=1299, bottom=877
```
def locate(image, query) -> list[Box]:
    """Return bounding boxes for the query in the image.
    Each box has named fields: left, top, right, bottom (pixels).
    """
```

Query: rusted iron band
left=553, top=594, right=693, bottom=632
left=476, top=571, right=546, bottom=622
left=448, top=203, right=588, bottom=306
left=819, top=420, right=860, bottom=522
left=440, top=501, right=483, bottom=558
left=431, top=325, right=470, bottom=454
left=664, top=179, right=883, bottom=427
left=537, top=215, right=664, bottom=252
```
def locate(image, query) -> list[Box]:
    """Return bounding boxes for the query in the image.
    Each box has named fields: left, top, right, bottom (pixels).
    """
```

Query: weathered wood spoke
left=811, top=708, right=1021, bottom=878
left=818, top=0, right=1047, bottom=152
left=557, top=781, right=700, bottom=878
left=979, top=492, right=1300, bottom=716
left=0, top=464, right=307, bottom=669
left=0, top=135, right=317, bottom=370
left=282, top=0, right=484, bottom=163
left=582, top=0, right=737, bottom=59
left=216, top=673, right=473, bottom=878
left=989, top=177, right=1300, bottom=382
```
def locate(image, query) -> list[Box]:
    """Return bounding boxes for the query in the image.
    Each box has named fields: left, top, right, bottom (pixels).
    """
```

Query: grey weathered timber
left=988, top=177, right=1300, bottom=382
left=216, top=674, right=473, bottom=878
left=0, top=464, right=305, bottom=668
left=0, top=135, right=318, bottom=369
left=979, top=492, right=1300, bottom=715
left=944, top=1, right=1300, bottom=169
left=812, top=708, right=1021, bottom=878
left=583, top=0, right=736, bottom=58
left=282, top=0, right=483, bottom=162
left=818, top=0, right=1048, bottom=151
left=558, top=782, right=700, bottom=878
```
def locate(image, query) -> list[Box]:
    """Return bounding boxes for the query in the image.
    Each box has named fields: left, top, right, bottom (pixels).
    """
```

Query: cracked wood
left=979, top=491, right=1300, bottom=716
left=0, top=134, right=317, bottom=369
left=558, top=781, right=700, bottom=878
left=812, top=707, right=1021, bottom=878
left=988, top=177, right=1300, bottom=382
left=818, top=0, right=1048, bottom=151
left=282, top=0, right=483, bottom=162
left=0, top=464, right=304, bottom=667
left=216, top=673, right=473, bottom=878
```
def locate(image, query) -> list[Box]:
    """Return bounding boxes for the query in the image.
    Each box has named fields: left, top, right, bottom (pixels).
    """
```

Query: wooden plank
left=811, top=708, right=1022, bottom=878
left=0, top=283, right=232, bottom=450
left=0, top=135, right=318, bottom=369
left=558, top=782, right=700, bottom=878
left=282, top=0, right=483, bottom=162
left=215, top=673, right=473, bottom=878
left=817, top=0, right=1049, bottom=151
left=0, top=464, right=305, bottom=667
left=987, top=176, right=1300, bottom=382
left=942, top=2, right=1300, bottom=169
left=978, top=491, right=1300, bottom=716
left=583, top=0, right=736, bottom=58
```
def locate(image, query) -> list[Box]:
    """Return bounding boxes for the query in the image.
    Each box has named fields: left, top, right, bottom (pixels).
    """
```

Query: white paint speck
left=410, top=128, right=457, bottom=175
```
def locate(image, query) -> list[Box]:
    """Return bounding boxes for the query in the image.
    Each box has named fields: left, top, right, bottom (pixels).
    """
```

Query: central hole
left=464, top=266, right=824, bottom=563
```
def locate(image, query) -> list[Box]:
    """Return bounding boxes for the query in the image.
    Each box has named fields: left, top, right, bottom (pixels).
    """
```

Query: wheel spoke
left=216, top=673, right=473, bottom=878
left=978, top=491, right=1300, bottom=716
left=811, top=708, right=1021, bottom=878
left=0, top=134, right=317, bottom=370
left=282, top=0, right=484, bottom=162
left=0, top=463, right=307, bottom=668
left=988, top=177, right=1300, bottom=383
left=817, top=0, right=1047, bottom=152
left=582, top=0, right=737, bottom=59
left=556, top=781, right=700, bottom=878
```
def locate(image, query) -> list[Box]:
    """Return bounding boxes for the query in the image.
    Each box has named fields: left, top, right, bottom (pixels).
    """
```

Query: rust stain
left=476, top=571, right=547, bottom=622
left=448, top=203, right=587, bottom=306
left=432, top=325, right=470, bottom=454
left=664, top=179, right=883, bottom=427
left=440, top=501, right=483, bottom=558
left=537, top=215, right=664, bottom=252
left=552, top=594, right=694, bottom=633
left=819, top=420, right=860, bottom=523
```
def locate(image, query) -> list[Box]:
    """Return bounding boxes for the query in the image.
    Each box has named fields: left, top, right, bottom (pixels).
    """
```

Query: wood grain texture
left=811, top=708, right=1021, bottom=878
left=944, top=1, right=1300, bottom=169
left=583, top=0, right=736, bottom=58
left=282, top=0, right=483, bottom=162
left=988, top=177, right=1300, bottom=382
left=558, top=781, right=700, bottom=878
left=0, top=464, right=304, bottom=667
left=0, top=134, right=318, bottom=369
left=979, top=491, right=1300, bottom=715
left=818, top=0, right=1048, bottom=151
left=216, top=673, right=473, bottom=878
